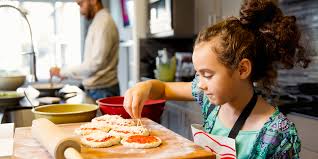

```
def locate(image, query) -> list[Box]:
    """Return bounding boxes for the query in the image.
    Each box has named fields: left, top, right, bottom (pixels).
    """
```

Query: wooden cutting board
left=13, top=118, right=215, bottom=159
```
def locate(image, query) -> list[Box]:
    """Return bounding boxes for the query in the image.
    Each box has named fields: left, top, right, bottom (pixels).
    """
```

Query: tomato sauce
left=126, top=135, right=158, bottom=144
left=81, top=128, right=98, bottom=130
left=115, top=130, right=131, bottom=134
left=86, top=136, right=114, bottom=142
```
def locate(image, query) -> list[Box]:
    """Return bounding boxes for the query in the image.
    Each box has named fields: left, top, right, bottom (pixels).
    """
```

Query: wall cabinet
left=220, top=0, right=243, bottom=18
left=194, top=0, right=218, bottom=34
left=148, top=0, right=195, bottom=38
left=145, top=0, right=244, bottom=37
left=194, top=0, right=243, bottom=34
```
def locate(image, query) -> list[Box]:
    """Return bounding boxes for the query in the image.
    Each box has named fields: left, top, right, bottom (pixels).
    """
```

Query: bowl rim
left=0, top=91, right=24, bottom=99
left=0, top=75, right=26, bottom=78
left=96, top=96, right=166, bottom=107
left=32, top=103, right=99, bottom=115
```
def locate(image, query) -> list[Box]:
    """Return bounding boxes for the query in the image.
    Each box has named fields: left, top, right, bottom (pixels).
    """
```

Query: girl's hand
left=123, top=81, right=152, bottom=119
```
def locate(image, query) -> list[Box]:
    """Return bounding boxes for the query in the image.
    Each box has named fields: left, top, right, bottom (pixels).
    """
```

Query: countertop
left=166, top=98, right=318, bottom=119
left=13, top=118, right=215, bottom=159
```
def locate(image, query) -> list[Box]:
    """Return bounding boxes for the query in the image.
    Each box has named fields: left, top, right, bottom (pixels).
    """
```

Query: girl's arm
left=123, top=80, right=193, bottom=119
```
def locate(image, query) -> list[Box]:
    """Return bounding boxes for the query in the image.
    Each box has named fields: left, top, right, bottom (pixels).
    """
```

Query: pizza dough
left=97, top=119, right=136, bottom=128
left=92, top=115, right=137, bottom=127
left=75, top=115, right=161, bottom=149
left=91, top=114, right=123, bottom=123
left=110, top=119, right=137, bottom=127
left=121, top=135, right=162, bottom=149
left=81, top=131, right=121, bottom=148
left=108, top=126, right=149, bottom=138
left=74, top=122, right=111, bottom=136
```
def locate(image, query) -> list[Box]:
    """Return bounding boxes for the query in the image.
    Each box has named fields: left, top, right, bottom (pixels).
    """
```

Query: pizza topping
left=86, top=136, right=114, bottom=142
left=81, top=127, right=98, bottom=130
left=93, top=117, right=136, bottom=127
left=114, top=130, right=131, bottom=134
left=92, top=115, right=123, bottom=123
left=82, top=131, right=118, bottom=142
left=126, top=135, right=158, bottom=144
left=109, top=126, right=150, bottom=138
left=81, top=131, right=121, bottom=148
left=113, top=119, right=136, bottom=126
left=79, top=122, right=109, bottom=129
left=74, top=122, right=111, bottom=136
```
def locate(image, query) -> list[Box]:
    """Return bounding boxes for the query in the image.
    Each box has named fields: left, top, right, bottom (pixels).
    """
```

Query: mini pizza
left=110, top=119, right=136, bottom=127
left=80, top=131, right=121, bottom=148
left=121, top=135, right=162, bottom=149
left=108, top=126, right=150, bottom=138
left=74, top=122, right=111, bottom=136
left=91, top=114, right=123, bottom=123
left=95, top=118, right=137, bottom=128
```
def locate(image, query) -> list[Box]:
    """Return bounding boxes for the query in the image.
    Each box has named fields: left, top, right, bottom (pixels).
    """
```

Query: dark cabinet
left=148, top=0, right=195, bottom=38
left=160, top=101, right=203, bottom=140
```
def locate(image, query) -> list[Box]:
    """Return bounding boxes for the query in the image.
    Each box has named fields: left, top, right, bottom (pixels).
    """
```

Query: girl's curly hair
left=195, top=0, right=310, bottom=92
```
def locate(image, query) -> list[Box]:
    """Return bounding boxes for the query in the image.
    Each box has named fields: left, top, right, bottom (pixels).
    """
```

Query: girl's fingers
left=138, top=99, right=146, bottom=118
left=131, top=95, right=140, bottom=119
left=123, top=92, right=133, bottom=118
left=123, top=81, right=151, bottom=119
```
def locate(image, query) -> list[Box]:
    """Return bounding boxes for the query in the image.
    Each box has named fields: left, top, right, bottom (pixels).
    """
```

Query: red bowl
left=96, top=96, right=166, bottom=123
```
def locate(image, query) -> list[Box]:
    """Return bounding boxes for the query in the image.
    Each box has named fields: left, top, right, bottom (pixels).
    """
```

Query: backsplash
left=277, top=0, right=318, bottom=86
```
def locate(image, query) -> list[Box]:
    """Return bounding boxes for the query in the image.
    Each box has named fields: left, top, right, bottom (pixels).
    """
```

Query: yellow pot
left=32, top=104, right=98, bottom=124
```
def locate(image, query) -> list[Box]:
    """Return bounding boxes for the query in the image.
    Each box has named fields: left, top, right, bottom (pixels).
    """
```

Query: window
left=0, top=0, right=81, bottom=80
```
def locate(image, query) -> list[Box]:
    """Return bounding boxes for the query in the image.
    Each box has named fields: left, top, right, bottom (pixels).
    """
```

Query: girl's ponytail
left=240, top=0, right=310, bottom=69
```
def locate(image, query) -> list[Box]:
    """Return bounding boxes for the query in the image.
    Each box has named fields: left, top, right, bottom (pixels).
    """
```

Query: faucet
left=0, top=4, right=37, bottom=82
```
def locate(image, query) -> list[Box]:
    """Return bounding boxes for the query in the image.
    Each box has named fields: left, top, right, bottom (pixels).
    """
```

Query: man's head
left=76, top=0, right=103, bottom=20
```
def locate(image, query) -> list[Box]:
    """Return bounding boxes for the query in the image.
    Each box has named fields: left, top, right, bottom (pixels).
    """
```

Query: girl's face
left=193, top=40, right=242, bottom=106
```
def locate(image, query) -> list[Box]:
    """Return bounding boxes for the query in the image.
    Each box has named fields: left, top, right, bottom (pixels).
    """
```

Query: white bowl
left=0, top=75, right=26, bottom=90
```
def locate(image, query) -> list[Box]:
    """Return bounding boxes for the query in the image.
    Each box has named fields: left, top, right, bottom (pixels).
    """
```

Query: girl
left=123, top=0, right=309, bottom=158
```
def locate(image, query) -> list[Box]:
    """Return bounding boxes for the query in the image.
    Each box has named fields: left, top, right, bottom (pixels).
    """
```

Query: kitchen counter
left=271, top=84, right=318, bottom=118
left=0, top=89, right=96, bottom=127
left=13, top=118, right=215, bottom=159
left=279, top=100, right=318, bottom=117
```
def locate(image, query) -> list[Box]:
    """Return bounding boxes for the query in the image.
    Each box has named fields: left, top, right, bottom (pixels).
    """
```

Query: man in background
left=50, top=0, right=120, bottom=100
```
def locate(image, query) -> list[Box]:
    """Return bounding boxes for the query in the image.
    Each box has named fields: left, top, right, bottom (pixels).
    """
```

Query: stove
left=275, top=84, right=318, bottom=118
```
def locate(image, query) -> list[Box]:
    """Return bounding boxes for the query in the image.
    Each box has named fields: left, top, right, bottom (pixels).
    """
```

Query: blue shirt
left=191, top=75, right=301, bottom=158
left=212, top=114, right=259, bottom=158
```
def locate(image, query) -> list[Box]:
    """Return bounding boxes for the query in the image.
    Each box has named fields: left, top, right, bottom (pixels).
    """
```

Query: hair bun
left=240, top=0, right=280, bottom=30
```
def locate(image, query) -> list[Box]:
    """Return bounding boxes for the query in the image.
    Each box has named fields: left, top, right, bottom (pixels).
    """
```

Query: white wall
left=131, top=0, right=147, bottom=85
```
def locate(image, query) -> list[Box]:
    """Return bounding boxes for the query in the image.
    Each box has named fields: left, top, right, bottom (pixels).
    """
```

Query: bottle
left=156, top=48, right=176, bottom=82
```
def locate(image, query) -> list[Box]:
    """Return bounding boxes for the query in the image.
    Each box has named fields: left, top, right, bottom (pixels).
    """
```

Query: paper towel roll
left=31, top=118, right=82, bottom=159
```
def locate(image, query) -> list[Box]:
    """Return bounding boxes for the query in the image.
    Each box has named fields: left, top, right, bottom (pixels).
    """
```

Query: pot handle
left=24, top=89, right=36, bottom=109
